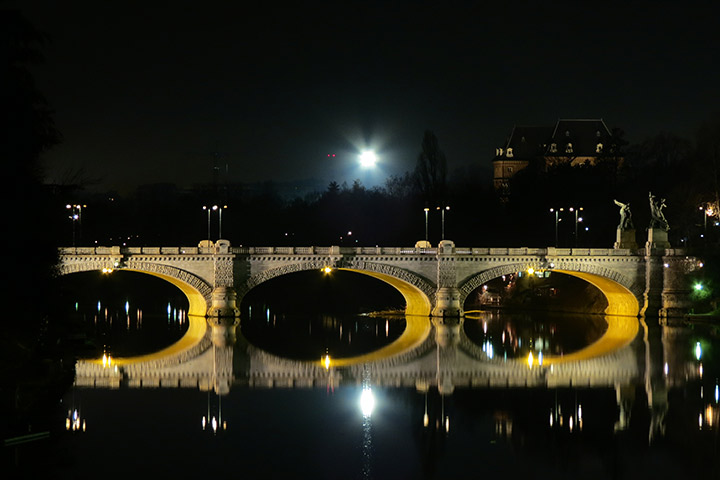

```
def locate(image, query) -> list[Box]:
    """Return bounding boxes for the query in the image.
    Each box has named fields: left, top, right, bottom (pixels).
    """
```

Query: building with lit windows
left=492, top=119, right=623, bottom=197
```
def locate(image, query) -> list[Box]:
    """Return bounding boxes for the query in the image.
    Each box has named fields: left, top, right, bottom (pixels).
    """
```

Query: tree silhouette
left=414, top=130, right=448, bottom=207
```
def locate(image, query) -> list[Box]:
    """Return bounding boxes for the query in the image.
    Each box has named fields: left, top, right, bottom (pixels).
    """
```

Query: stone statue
left=648, top=191, right=669, bottom=230
left=614, top=199, right=634, bottom=230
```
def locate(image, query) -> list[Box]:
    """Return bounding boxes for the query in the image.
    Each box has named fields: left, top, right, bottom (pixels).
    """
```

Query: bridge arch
left=237, top=261, right=435, bottom=316
left=57, top=261, right=213, bottom=318
left=458, top=262, right=640, bottom=317
left=56, top=261, right=215, bottom=367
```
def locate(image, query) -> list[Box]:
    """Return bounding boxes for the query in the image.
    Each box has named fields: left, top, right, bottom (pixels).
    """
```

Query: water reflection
left=10, top=313, right=720, bottom=478
left=57, top=271, right=189, bottom=358
left=241, top=307, right=406, bottom=361
left=463, top=310, right=607, bottom=360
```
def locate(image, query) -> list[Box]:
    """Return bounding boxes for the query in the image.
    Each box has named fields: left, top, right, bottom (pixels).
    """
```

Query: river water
left=5, top=271, right=720, bottom=479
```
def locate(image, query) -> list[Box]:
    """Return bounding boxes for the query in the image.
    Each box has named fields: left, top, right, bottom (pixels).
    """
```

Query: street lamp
left=66, top=204, right=87, bottom=247
left=549, top=208, right=563, bottom=247
left=437, top=205, right=450, bottom=241
left=424, top=207, right=430, bottom=243
left=203, top=205, right=218, bottom=240
left=569, top=207, right=583, bottom=246
left=218, top=205, right=228, bottom=239
left=700, top=204, right=714, bottom=242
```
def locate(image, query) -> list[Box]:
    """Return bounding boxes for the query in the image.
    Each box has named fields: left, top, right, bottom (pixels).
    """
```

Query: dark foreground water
left=8, top=363, right=720, bottom=480
left=5, top=271, right=720, bottom=479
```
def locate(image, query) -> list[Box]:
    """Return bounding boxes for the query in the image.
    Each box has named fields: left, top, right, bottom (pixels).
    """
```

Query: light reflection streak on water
left=360, top=368, right=374, bottom=480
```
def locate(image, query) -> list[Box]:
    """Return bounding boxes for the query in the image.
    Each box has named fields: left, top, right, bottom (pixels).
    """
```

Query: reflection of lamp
left=423, top=391, right=429, bottom=427
left=65, top=408, right=86, bottom=432
left=201, top=390, right=228, bottom=434
left=360, top=387, right=375, bottom=418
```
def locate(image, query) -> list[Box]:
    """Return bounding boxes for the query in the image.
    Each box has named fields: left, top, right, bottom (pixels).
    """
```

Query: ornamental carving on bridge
left=213, top=256, right=234, bottom=287
left=238, top=259, right=436, bottom=303
left=121, top=260, right=214, bottom=301
left=458, top=261, right=640, bottom=305
left=437, top=258, right=458, bottom=288
left=343, top=259, right=436, bottom=301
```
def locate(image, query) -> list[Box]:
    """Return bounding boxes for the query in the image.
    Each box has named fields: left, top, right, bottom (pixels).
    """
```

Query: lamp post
left=569, top=207, right=583, bottom=246
left=203, top=205, right=218, bottom=240
left=699, top=204, right=714, bottom=242
left=424, top=207, right=430, bottom=243
left=437, top=205, right=450, bottom=241
left=549, top=208, right=563, bottom=247
left=218, top=205, right=228, bottom=239
left=66, top=204, right=86, bottom=247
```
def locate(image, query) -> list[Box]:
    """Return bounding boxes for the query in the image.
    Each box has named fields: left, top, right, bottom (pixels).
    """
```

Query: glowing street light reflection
left=360, top=387, right=375, bottom=418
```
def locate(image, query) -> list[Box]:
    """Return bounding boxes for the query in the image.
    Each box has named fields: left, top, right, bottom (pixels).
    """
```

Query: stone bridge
left=58, top=239, right=703, bottom=320
left=60, top=239, right=703, bottom=440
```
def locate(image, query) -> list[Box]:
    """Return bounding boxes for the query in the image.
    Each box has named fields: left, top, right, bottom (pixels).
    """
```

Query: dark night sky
left=8, top=1, right=720, bottom=193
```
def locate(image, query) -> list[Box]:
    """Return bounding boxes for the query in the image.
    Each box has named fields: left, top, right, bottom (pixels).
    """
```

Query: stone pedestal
left=646, top=228, right=670, bottom=252
left=614, top=228, right=638, bottom=250
left=208, top=317, right=239, bottom=347
left=208, top=286, right=240, bottom=318
left=431, top=287, right=462, bottom=317
left=433, top=317, right=461, bottom=347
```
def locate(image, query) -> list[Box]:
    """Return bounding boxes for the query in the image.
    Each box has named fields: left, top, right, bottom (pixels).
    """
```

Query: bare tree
left=414, top=130, right=448, bottom=206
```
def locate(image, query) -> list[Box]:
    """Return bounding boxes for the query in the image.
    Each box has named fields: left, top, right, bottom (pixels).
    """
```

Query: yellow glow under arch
left=534, top=269, right=640, bottom=364
left=552, top=269, right=639, bottom=317
left=465, top=269, right=641, bottom=364
left=338, top=267, right=433, bottom=317
left=85, top=269, right=209, bottom=366
left=318, top=315, right=432, bottom=367
left=302, top=267, right=434, bottom=367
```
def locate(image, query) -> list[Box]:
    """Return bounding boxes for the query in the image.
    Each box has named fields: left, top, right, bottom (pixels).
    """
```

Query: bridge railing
left=59, top=246, right=205, bottom=255
left=60, top=245, right=680, bottom=258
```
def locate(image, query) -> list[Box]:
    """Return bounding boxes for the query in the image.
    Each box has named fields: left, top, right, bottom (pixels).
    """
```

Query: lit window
left=506, top=148, right=513, bottom=158
left=550, top=143, right=557, bottom=153
left=565, top=143, right=573, bottom=153
left=596, top=143, right=603, bottom=153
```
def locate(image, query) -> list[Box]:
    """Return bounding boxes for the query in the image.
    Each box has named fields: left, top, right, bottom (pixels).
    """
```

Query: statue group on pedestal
left=614, top=191, right=669, bottom=232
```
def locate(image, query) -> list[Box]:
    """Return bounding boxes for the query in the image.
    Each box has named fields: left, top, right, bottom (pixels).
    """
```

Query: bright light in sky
left=359, top=150, right=377, bottom=168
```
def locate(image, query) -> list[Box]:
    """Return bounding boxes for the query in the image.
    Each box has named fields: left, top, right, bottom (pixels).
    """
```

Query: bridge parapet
left=59, top=243, right=703, bottom=319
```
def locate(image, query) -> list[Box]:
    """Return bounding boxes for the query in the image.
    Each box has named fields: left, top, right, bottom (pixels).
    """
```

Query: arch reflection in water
left=463, top=311, right=608, bottom=361
left=75, top=311, right=643, bottom=394
left=63, top=310, right=720, bottom=480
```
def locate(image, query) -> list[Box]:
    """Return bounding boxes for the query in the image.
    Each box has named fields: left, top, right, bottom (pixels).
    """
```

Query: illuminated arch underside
left=305, top=268, right=433, bottom=367
left=466, top=269, right=640, bottom=365
left=85, top=269, right=209, bottom=366
left=552, top=269, right=639, bottom=317
left=539, top=270, right=640, bottom=364
left=339, top=267, right=433, bottom=317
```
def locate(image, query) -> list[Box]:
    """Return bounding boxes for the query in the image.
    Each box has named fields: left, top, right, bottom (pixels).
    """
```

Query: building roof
left=504, top=125, right=554, bottom=159
left=494, top=119, right=617, bottom=161
left=548, top=119, right=614, bottom=156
